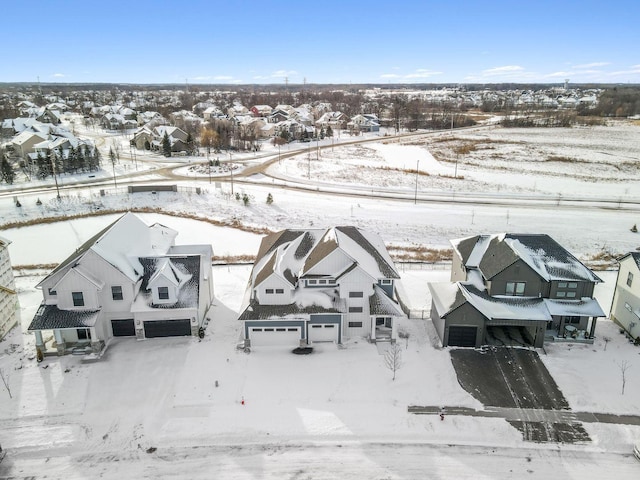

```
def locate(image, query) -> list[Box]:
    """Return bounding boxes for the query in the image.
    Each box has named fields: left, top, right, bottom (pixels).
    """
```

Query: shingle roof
left=369, top=285, right=404, bottom=316
left=28, top=304, right=100, bottom=330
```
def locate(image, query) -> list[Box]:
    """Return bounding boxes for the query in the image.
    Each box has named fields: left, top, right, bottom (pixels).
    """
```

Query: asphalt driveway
left=449, top=346, right=590, bottom=443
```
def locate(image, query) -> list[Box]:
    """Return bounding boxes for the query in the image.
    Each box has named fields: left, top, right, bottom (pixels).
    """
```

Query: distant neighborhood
left=0, top=83, right=614, bottom=186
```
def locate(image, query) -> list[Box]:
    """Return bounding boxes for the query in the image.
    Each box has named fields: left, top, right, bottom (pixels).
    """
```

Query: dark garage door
left=112, top=319, right=135, bottom=337
left=143, top=319, right=191, bottom=338
left=448, top=326, right=477, bottom=347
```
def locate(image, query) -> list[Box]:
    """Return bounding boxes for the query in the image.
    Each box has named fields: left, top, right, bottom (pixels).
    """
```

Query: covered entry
left=143, top=319, right=191, bottom=338
left=447, top=326, right=478, bottom=347
left=111, top=318, right=135, bottom=337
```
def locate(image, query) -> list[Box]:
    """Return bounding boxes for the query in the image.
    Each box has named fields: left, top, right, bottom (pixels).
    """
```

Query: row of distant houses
left=1, top=213, right=637, bottom=357
left=2, top=117, right=95, bottom=162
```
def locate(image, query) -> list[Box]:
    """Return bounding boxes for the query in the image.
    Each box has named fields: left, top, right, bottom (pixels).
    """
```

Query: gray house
left=429, top=234, right=604, bottom=348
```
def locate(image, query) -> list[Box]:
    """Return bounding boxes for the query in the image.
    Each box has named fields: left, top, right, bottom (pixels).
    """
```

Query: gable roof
left=618, top=252, right=640, bottom=270
left=37, top=212, right=178, bottom=287
left=453, top=233, right=601, bottom=283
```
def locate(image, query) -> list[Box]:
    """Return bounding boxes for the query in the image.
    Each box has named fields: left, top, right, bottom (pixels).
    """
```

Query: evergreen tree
left=186, top=132, right=196, bottom=155
left=162, top=132, right=172, bottom=157
left=326, top=125, right=333, bottom=137
left=1, top=157, right=15, bottom=184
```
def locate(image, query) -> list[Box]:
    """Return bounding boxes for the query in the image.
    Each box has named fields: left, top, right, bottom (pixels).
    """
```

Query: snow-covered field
left=1, top=123, right=640, bottom=477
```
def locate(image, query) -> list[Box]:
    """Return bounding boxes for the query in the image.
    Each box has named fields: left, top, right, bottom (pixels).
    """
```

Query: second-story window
left=158, top=286, right=169, bottom=300
left=505, top=282, right=525, bottom=296
left=111, top=286, right=123, bottom=301
left=72, top=291, right=84, bottom=307
left=628, top=272, right=634, bottom=287
left=556, top=281, right=578, bottom=298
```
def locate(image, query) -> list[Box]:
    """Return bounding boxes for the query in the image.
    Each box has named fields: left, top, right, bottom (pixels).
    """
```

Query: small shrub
left=266, top=193, right=273, bottom=205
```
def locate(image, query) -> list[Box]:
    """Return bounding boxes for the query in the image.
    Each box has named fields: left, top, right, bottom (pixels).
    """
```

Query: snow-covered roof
left=453, top=233, right=601, bottom=283
left=430, top=281, right=605, bottom=322
left=28, top=303, right=100, bottom=330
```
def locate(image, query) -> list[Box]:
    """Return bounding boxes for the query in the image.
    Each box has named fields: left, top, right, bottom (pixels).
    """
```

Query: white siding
left=256, top=274, right=293, bottom=305
left=55, top=269, right=100, bottom=310
left=339, top=267, right=375, bottom=338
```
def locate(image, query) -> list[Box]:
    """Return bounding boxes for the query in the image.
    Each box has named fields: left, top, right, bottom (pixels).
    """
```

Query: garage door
left=143, top=319, right=191, bottom=338
left=249, top=326, right=301, bottom=347
left=111, top=318, right=135, bottom=337
left=448, top=326, right=477, bottom=347
left=308, top=324, right=339, bottom=343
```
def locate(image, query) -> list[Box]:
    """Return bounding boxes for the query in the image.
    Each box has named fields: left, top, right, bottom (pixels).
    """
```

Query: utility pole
left=414, top=159, right=419, bottom=204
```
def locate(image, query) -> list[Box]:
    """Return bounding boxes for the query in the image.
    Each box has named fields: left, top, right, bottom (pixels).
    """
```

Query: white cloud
left=404, top=69, right=442, bottom=79
left=544, top=71, right=571, bottom=78
left=380, top=73, right=401, bottom=79
left=271, top=70, right=297, bottom=78
left=52, top=73, right=66, bottom=78
left=192, top=76, right=212, bottom=81
left=482, top=65, right=525, bottom=76
left=573, top=62, right=610, bottom=69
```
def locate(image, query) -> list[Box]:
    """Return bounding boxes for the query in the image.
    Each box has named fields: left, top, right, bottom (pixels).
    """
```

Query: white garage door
left=308, top=324, right=339, bottom=343
left=249, top=326, right=301, bottom=347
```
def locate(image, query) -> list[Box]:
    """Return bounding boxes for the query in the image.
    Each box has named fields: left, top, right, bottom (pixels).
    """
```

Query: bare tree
left=618, top=360, right=631, bottom=395
left=0, top=368, right=11, bottom=399
left=384, top=343, right=403, bottom=381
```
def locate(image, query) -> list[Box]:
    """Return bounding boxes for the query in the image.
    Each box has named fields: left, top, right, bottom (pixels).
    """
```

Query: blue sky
left=4, top=0, right=639, bottom=85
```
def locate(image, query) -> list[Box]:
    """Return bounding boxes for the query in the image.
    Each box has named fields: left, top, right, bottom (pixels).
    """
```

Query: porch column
left=53, top=329, right=65, bottom=355
left=34, top=330, right=46, bottom=352
left=589, top=317, right=598, bottom=339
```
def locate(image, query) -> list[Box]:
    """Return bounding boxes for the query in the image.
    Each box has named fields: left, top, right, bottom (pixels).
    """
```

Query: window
left=566, top=316, right=580, bottom=324
left=312, top=325, right=322, bottom=328
left=348, top=321, right=363, bottom=327
left=628, top=272, right=634, bottom=287
left=72, top=291, right=84, bottom=307
left=111, top=285, right=123, bottom=301
left=380, top=279, right=392, bottom=285
left=505, top=282, right=525, bottom=296
left=287, top=328, right=298, bottom=332
left=349, top=306, right=363, bottom=313
left=307, top=279, right=317, bottom=285
left=275, top=288, right=284, bottom=294
left=77, top=328, right=91, bottom=340
left=318, top=279, right=327, bottom=285
left=276, top=328, right=286, bottom=332
left=556, top=281, right=578, bottom=299
left=158, top=286, right=169, bottom=300
left=48, top=288, right=57, bottom=296
left=265, top=289, right=274, bottom=294
left=349, top=291, right=364, bottom=298
left=327, top=279, right=336, bottom=285
left=625, top=302, right=632, bottom=312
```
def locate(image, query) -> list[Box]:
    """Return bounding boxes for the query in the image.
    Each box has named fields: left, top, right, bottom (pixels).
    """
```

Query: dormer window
left=48, top=288, right=57, bottom=296
left=505, top=282, right=525, bottom=296
left=158, top=286, right=169, bottom=300
left=72, top=291, right=84, bottom=306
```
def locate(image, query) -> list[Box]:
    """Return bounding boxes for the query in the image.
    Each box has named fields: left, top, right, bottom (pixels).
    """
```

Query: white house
left=239, top=226, right=404, bottom=349
left=610, top=252, right=640, bottom=343
left=0, top=235, right=19, bottom=340
left=28, top=213, right=215, bottom=357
